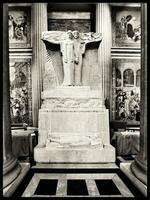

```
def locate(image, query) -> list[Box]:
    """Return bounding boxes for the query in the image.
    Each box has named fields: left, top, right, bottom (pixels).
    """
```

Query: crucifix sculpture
left=42, top=30, right=102, bottom=86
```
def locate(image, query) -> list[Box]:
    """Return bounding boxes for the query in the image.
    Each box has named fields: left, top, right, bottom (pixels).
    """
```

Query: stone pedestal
left=34, top=87, right=115, bottom=163
left=34, top=30, right=115, bottom=163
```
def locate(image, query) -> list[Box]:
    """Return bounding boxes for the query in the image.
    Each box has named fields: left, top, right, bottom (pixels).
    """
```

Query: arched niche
left=123, top=68, right=134, bottom=87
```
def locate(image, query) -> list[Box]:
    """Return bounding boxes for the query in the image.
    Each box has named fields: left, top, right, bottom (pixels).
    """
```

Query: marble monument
left=34, top=30, right=115, bottom=163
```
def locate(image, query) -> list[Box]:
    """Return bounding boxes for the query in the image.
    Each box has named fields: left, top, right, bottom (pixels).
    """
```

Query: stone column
left=96, top=3, right=112, bottom=105
left=131, top=3, right=147, bottom=185
left=31, top=3, right=48, bottom=127
left=3, top=4, right=21, bottom=189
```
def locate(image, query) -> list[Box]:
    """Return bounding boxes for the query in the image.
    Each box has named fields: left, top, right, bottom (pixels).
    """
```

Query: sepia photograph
left=3, top=2, right=147, bottom=198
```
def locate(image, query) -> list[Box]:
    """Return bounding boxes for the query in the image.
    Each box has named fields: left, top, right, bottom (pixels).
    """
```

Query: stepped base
left=34, top=144, right=115, bottom=163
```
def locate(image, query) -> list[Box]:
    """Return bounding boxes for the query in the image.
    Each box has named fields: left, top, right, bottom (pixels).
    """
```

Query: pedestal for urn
left=34, top=31, right=115, bottom=163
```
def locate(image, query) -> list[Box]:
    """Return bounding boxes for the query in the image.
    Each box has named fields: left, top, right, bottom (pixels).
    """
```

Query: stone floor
left=11, top=160, right=144, bottom=198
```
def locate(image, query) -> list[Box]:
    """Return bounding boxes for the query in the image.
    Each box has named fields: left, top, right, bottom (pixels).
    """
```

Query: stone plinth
left=34, top=144, right=115, bottom=163
left=34, top=87, right=115, bottom=163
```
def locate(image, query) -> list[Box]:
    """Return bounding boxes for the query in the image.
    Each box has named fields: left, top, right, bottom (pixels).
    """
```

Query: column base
left=3, top=162, right=30, bottom=197
left=3, top=160, right=21, bottom=189
left=131, top=157, right=147, bottom=185
left=120, top=162, right=147, bottom=197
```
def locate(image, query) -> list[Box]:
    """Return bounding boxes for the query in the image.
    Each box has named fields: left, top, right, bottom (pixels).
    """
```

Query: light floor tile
left=112, top=174, right=134, bottom=197
left=56, top=179, right=67, bottom=196
left=86, top=179, right=100, bottom=196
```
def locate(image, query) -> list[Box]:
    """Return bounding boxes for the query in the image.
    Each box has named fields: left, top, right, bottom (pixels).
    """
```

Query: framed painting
left=112, top=6, right=141, bottom=47
left=8, top=6, right=31, bottom=48
left=112, top=58, right=141, bottom=123
left=9, top=58, right=32, bottom=126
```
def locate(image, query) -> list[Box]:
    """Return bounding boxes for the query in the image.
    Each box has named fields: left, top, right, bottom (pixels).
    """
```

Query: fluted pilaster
left=131, top=3, right=147, bottom=185
left=96, top=3, right=112, bottom=102
left=32, top=3, right=48, bottom=127
left=3, top=4, right=21, bottom=189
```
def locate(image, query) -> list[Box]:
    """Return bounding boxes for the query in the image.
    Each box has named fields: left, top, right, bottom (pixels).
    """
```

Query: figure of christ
left=61, top=31, right=75, bottom=86
left=44, top=30, right=75, bottom=86
left=42, top=30, right=102, bottom=86
left=72, top=31, right=86, bottom=86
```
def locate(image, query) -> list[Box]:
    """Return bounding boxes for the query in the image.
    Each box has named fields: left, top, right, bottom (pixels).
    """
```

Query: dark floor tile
left=95, top=179, right=121, bottom=195
left=67, top=179, right=88, bottom=196
left=34, top=179, right=58, bottom=195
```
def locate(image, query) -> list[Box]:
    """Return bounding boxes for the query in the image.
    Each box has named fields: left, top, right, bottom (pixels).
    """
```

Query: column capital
left=131, top=157, right=147, bottom=185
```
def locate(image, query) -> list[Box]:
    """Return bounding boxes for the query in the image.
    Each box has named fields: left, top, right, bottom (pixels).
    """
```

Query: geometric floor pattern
left=22, top=172, right=134, bottom=197
left=11, top=161, right=144, bottom=198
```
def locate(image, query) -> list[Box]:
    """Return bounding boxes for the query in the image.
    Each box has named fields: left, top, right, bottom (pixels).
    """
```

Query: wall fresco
left=9, top=60, right=32, bottom=126
left=8, top=7, right=31, bottom=48
left=112, top=6, right=141, bottom=47
left=112, top=59, right=140, bottom=122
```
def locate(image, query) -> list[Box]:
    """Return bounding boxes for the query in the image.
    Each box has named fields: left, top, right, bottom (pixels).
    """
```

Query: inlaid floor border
left=12, top=167, right=144, bottom=197
left=22, top=173, right=133, bottom=197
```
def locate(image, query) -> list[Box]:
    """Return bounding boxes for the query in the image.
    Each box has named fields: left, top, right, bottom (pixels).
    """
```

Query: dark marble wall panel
left=48, top=19, right=91, bottom=32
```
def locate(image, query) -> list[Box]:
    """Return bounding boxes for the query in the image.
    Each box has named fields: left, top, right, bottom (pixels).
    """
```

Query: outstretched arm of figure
left=82, top=37, right=102, bottom=53
left=85, top=37, right=102, bottom=45
left=41, top=38, right=61, bottom=45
